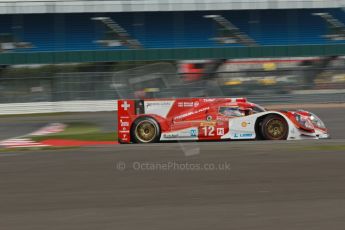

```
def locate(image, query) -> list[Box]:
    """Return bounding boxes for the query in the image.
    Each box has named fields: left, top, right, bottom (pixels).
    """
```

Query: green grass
left=30, top=122, right=117, bottom=142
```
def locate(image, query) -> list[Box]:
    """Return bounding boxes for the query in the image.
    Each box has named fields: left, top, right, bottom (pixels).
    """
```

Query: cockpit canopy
left=218, top=104, right=266, bottom=117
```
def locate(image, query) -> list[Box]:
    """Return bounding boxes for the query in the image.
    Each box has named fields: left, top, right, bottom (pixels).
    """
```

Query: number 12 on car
left=201, top=126, right=225, bottom=136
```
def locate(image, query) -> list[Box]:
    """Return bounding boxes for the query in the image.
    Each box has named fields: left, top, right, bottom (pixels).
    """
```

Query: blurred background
left=0, top=0, right=345, bottom=113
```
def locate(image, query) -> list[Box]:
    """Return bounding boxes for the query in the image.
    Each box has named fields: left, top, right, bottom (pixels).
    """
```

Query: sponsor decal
left=120, top=133, right=129, bottom=141
left=120, top=119, right=129, bottom=127
left=200, top=121, right=217, bottom=127
left=119, top=130, right=130, bottom=133
left=217, top=128, right=225, bottom=136
left=177, top=101, right=199, bottom=108
left=175, top=111, right=193, bottom=120
left=121, top=135, right=129, bottom=141
left=241, top=122, right=247, bottom=127
left=174, top=107, right=210, bottom=120
left=216, top=116, right=229, bottom=121
left=178, top=102, right=193, bottom=107
left=163, top=133, right=179, bottom=138
left=203, top=99, right=216, bottom=102
left=190, top=128, right=197, bottom=137
left=162, top=128, right=198, bottom=139
left=144, top=101, right=174, bottom=118
left=234, top=133, right=253, bottom=138
left=146, top=101, right=172, bottom=108
left=206, top=115, right=213, bottom=121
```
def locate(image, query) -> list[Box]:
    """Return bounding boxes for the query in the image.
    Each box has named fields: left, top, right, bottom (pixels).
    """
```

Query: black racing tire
left=260, top=115, right=288, bottom=140
left=131, top=117, right=161, bottom=143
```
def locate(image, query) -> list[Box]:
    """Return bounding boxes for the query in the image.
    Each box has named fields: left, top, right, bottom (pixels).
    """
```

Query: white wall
left=0, top=100, right=118, bottom=115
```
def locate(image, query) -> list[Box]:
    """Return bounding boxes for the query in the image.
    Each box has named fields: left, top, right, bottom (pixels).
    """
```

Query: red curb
left=40, top=139, right=119, bottom=147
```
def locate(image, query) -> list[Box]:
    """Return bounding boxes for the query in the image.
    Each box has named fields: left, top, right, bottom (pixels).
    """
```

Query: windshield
left=252, top=105, right=266, bottom=113
left=219, top=107, right=244, bottom=117
left=219, top=105, right=265, bottom=117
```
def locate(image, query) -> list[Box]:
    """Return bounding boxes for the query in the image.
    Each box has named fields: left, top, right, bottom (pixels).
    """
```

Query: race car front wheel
left=261, top=115, right=288, bottom=140
left=131, top=117, right=160, bottom=143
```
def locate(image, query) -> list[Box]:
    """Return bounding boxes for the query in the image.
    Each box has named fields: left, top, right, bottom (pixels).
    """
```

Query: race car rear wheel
left=131, top=117, right=160, bottom=143
left=261, top=115, right=288, bottom=140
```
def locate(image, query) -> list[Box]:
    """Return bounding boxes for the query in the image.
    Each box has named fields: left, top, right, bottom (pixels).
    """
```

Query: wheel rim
left=266, top=119, right=286, bottom=139
left=135, top=121, right=156, bottom=143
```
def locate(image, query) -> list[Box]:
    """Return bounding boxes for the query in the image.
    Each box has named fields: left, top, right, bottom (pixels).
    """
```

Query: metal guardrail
left=1, top=67, right=345, bottom=102
left=0, top=61, right=344, bottom=114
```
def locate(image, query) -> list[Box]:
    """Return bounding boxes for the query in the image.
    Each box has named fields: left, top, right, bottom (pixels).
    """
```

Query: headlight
left=294, top=113, right=314, bottom=130
left=309, top=113, right=326, bottom=129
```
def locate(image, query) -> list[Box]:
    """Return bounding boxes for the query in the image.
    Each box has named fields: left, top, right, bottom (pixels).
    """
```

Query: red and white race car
left=117, top=98, right=329, bottom=143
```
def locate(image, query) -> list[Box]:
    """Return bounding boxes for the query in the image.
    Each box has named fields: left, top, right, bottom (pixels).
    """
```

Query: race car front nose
left=317, top=132, right=330, bottom=139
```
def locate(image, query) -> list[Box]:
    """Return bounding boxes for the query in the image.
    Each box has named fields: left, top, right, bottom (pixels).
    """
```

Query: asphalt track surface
left=0, top=107, right=344, bottom=230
